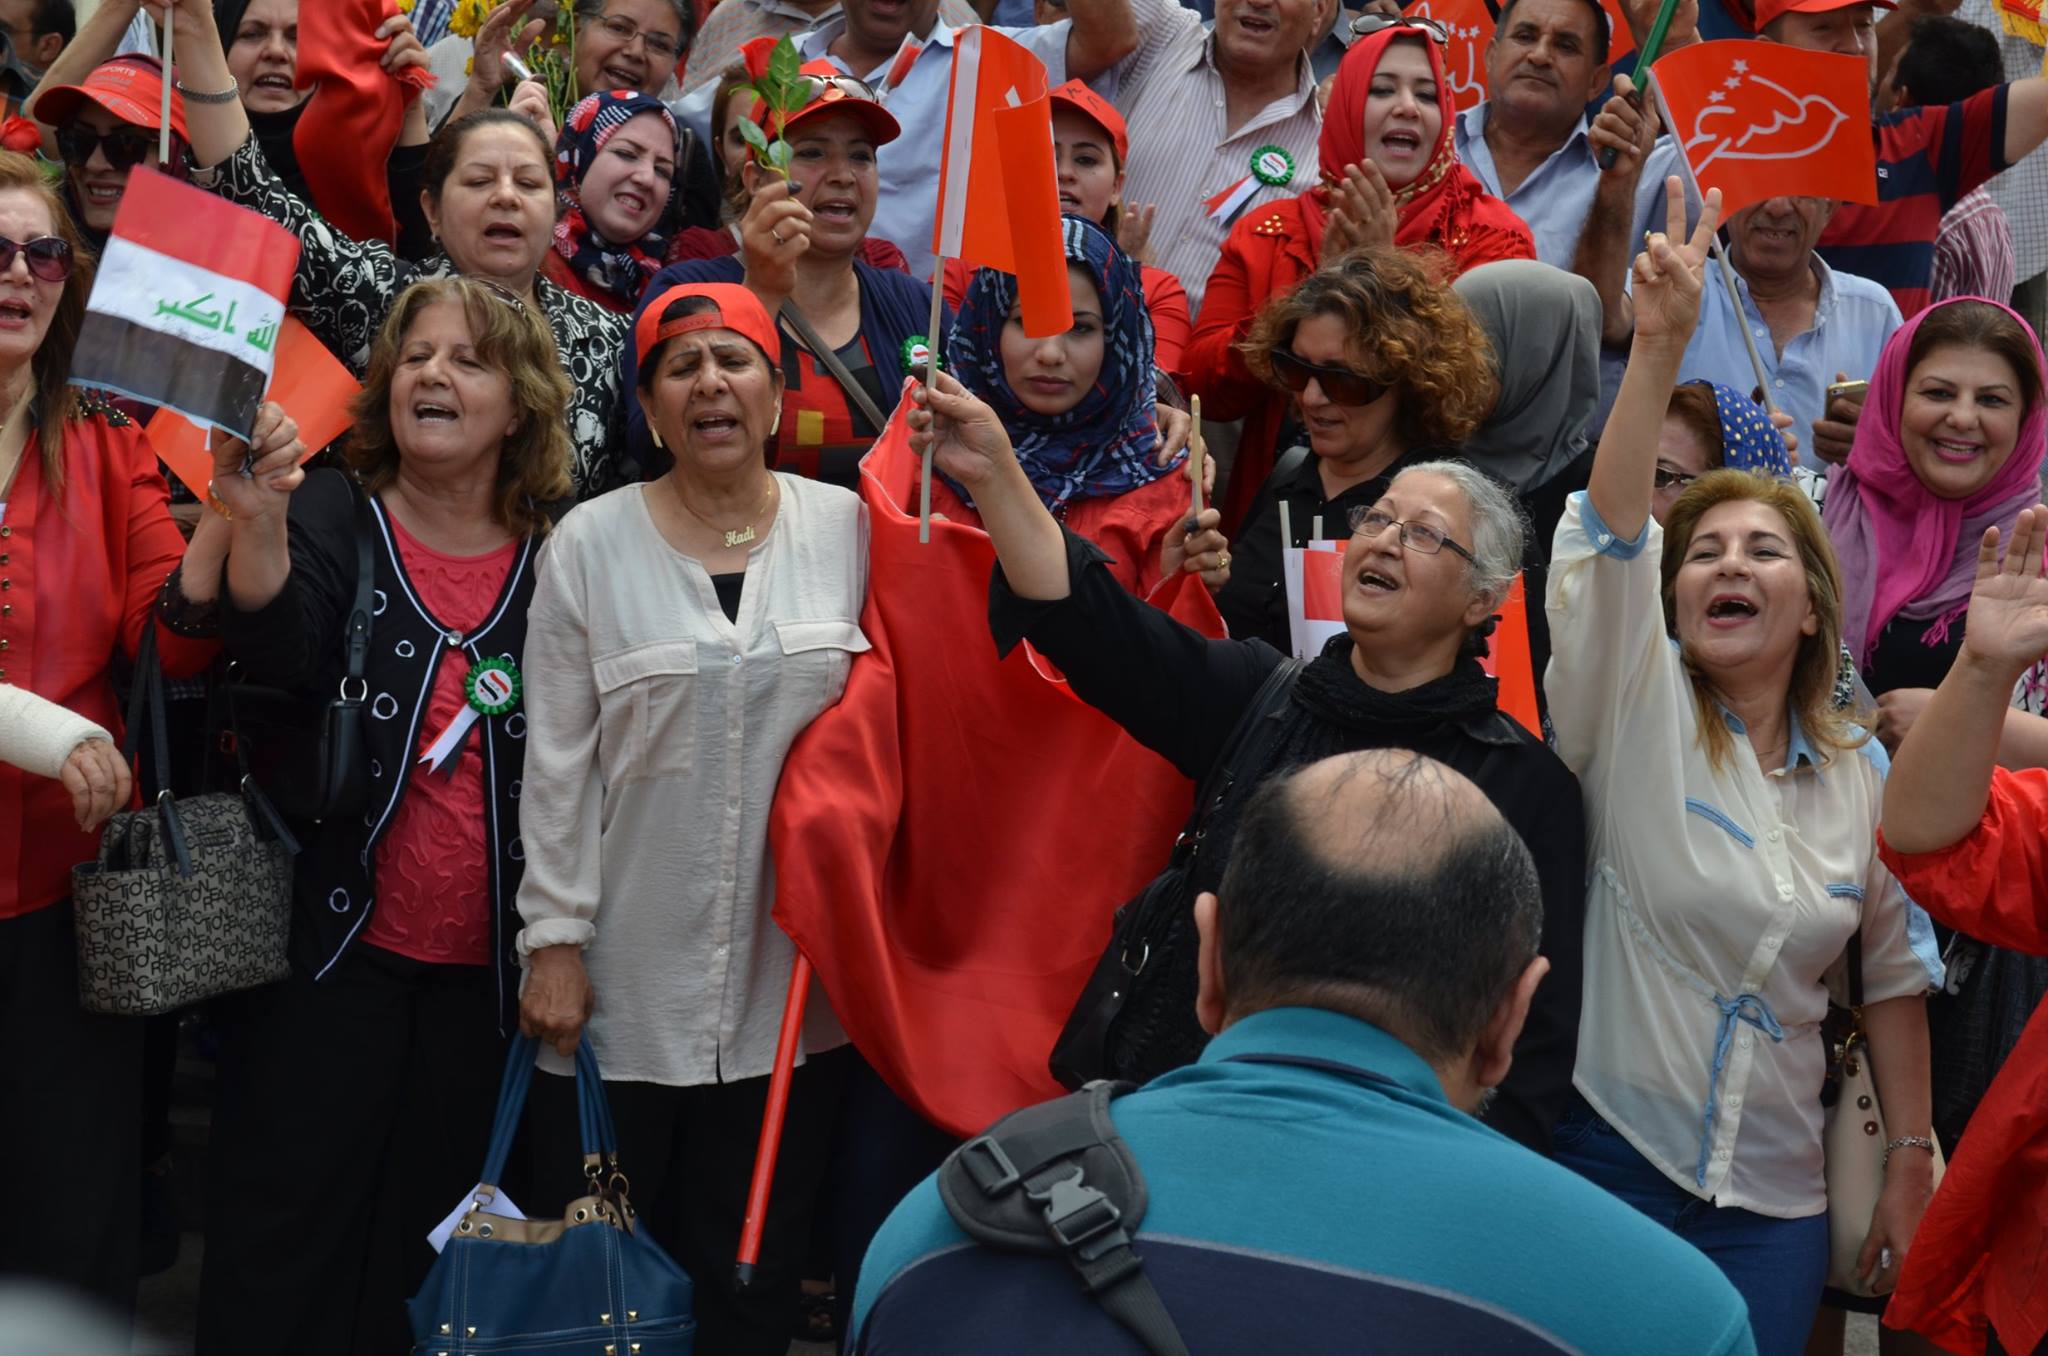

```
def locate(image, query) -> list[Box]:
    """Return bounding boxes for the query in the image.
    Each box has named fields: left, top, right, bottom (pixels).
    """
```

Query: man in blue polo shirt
left=850, top=750, right=1756, bottom=1356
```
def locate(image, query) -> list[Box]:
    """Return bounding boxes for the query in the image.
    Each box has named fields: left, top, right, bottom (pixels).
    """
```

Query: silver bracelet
left=173, top=77, right=240, bottom=105
left=1882, top=1134, right=1936, bottom=1168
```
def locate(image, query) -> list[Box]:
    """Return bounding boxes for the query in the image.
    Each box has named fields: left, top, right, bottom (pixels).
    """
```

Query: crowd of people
left=2, top=0, right=2048, bottom=1352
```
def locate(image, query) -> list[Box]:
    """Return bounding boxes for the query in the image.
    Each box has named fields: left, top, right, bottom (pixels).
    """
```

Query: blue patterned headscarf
left=945, top=215, right=1171, bottom=512
left=1690, top=380, right=1792, bottom=477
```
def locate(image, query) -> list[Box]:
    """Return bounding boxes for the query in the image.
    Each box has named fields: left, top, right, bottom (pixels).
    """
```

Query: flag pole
left=1643, top=70, right=1782, bottom=423
left=735, top=951, right=812, bottom=1290
left=918, top=254, right=945, bottom=544
left=1188, top=393, right=1205, bottom=519
left=159, top=6, right=174, bottom=168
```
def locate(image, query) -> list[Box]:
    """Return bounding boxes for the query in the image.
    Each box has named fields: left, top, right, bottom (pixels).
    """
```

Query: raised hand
left=1589, top=74, right=1657, bottom=180
left=738, top=178, right=813, bottom=308
left=1962, top=506, right=2048, bottom=673
left=377, top=12, right=429, bottom=79
left=506, top=78, right=556, bottom=141
left=1631, top=177, right=1721, bottom=348
left=1116, top=202, right=1157, bottom=267
left=1159, top=507, right=1231, bottom=594
left=469, top=0, right=545, bottom=98
left=205, top=400, right=304, bottom=521
left=1152, top=402, right=1190, bottom=468
left=907, top=369, right=1018, bottom=495
left=1321, top=162, right=1397, bottom=264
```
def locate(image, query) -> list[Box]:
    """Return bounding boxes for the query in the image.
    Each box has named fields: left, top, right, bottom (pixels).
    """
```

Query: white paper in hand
left=427, top=1183, right=526, bottom=1253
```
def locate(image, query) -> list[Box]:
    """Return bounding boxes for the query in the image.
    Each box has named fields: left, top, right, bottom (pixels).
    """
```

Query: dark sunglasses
left=1348, top=13, right=1451, bottom=43
left=1653, top=465, right=1700, bottom=492
left=56, top=123, right=161, bottom=172
left=0, top=233, right=73, bottom=282
left=1270, top=349, right=1388, bottom=407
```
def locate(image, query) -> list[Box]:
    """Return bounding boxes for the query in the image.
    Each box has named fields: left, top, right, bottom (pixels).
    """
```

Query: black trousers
left=528, top=1046, right=850, bottom=1356
left=0, top=902, right=143, bottom=1315
left=196, top=944, right=507, bottom=1356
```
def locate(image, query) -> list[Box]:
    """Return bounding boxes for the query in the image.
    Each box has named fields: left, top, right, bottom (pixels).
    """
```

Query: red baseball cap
left=1751, top=0, right=1894, bottom=30
left=636, top=283, right=782, bottom=370
left=1049, top=79, right=1128, bottom=165
left=35, top=55, right=189, bottom=141
left=737, top=46, right=900, bottom=147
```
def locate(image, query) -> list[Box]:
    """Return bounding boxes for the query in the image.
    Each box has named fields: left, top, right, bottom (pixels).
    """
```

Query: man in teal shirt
left=852, top=749, right=1757, bottom=1355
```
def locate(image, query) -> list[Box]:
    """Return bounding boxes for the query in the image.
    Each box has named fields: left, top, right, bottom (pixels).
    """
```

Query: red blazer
left=1181, top=195, right=1534, bottom=535
left=0, top=407, right=216, bottom=919
left=1879, top=772, right=2048, bottom=1356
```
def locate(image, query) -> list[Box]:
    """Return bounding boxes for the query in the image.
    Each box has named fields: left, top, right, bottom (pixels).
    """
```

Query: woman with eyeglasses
left=443, top=0, right=694, bottom=130
left=163, top=276, right=571, bottom=1355
left=1214, top=249, right=1496, bottom=652
left=0, top=149, right=232, bottom=1314
left=146, top=0, right=638, bottom=499
left=1652, top=381, right=1796, bottom=528
left=1185, top=15, right=1534, bottom=537
left=905, top=298, right=1587, bottom=1157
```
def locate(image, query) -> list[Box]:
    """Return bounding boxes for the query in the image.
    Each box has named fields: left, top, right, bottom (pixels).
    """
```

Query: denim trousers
left=1555, top=1100, right=1829, bottom=1356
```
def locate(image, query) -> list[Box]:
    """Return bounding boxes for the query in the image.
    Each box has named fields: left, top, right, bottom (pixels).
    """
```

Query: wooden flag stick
left=1311, top=514, right=1323, bottom=542
left=159, top=6, right=174, bottom=168
left=1278, top=499, right=1292, bottom=554
left=736, top=951, right=812, bottom=1289
left=918, top=253, right=945, bottom=544
left=1188, top=394, right=1205, bottom=519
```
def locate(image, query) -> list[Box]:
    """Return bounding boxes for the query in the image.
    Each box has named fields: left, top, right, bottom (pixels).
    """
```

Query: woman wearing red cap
left=1185, top=16, right=1535, bottom=536
left=941, top=80, right=1191, bottom=373
left=24, top=51, right=189, bottom=248
left=518, top=281, right=867, bottom=1355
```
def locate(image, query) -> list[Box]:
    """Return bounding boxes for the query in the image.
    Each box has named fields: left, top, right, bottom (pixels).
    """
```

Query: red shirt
left=942, top=258, right=1193, bottom=374
left=774, top=331, right=889, bottom=486
left=1877, top=770, right=2048, bottom=1356
left=360, top=517, right=516, bottom=967
left=0, top=412, right=215, bottom=919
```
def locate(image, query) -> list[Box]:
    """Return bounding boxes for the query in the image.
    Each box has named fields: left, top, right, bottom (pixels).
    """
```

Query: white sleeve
left=0, top=685, right=113, bottom=781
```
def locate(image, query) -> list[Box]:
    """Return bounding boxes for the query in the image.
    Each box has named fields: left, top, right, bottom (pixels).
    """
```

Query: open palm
left=1631, top=179, right=1722, bottom=347
left=1963, top=507, right=2048, bottom=669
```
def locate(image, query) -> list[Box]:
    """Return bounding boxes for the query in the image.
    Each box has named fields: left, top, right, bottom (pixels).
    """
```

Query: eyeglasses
left=587, top=12, right=682, bottom=63
left=0, top=233, right=73, bottom=283
left=1270, top=349, right=1388, bottom=407
left=56, top=123, right=161, bottom=172
left=1346, top=506, right=1477, bottom=562
left=1654, top=465, right=1700, bottom=492
left=1348, top=13, right=1451, bottom=43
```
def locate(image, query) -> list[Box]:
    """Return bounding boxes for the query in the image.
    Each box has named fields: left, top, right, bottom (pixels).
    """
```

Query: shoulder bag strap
left=341, top=480, right=376, bottom=693
left=125, top=623, right=194, bottom=876
left=1178, top=656, right=1305, bottom=864
left=779, top=298, right=891, bottom=432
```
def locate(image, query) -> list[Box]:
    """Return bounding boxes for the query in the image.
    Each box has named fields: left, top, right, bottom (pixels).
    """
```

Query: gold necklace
left=672, top=474, right=775, bottom=549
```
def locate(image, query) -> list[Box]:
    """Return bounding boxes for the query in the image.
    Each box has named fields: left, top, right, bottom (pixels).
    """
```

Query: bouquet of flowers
left=438, top=0, right=583, bottom=127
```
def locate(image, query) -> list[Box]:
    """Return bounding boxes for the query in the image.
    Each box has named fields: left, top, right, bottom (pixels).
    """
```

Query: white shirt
left=1545, top=494, right=1939, bottom=1217
left=1099, top=0, right=1322, bottom=315
left=515, top=475, right=870, bottom=1085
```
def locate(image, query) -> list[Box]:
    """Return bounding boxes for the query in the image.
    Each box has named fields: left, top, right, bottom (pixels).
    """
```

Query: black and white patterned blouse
left=196, top=132, right=634, bottom=499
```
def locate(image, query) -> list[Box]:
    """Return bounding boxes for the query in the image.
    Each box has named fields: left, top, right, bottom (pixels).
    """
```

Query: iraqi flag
left=933, top=28, right=1072, bottom=337
left=70, top=167, right=300, bottom=440
left=1654, top=41, right=1878, bottom=218
left=768, top=395, right=1222, bottom=1137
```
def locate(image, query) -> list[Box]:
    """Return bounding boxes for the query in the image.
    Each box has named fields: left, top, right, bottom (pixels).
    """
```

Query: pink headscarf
left=1824, top=297, right=2048, bottom=667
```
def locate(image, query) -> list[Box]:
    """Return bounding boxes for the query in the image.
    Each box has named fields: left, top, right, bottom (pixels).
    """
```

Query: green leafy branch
left=732, top=36, right=810, bottom=182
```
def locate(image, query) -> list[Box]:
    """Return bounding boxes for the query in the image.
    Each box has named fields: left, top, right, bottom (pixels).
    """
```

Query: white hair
left=1390, top=460, right=1526, bottom=608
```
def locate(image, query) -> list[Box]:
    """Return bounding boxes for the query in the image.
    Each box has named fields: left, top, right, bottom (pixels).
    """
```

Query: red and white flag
left=1654, top=41, right=1878, bottom=218
left=933, top=27, right=1072, bottom=337
left=70, top=167, right=300, bottom=439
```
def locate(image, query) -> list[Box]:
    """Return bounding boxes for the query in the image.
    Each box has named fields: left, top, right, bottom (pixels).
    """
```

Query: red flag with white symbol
left=1653, top=40, right=1877, bottom=218
left=932, top=27, right=1072, bottom=337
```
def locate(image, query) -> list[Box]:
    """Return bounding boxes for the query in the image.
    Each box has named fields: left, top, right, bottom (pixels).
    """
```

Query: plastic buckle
left=1030, top=1169, right=1121, bottom=1252
left=958, top=1135, right=1021, bottom=1196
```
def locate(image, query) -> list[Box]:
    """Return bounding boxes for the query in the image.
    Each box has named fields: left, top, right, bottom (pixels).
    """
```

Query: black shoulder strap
left=121, top=623, right=193, bottom=877
left=939, top=1083, right=1190, bottom=1356
left=1177, top=656, right=1304, bottom=864
left=1270, top=444, right=1312, bottom=493
left=342, top=479, right=375, bottom=690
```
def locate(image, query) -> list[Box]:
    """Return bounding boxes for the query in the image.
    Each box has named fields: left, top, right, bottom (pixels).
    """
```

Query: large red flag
left=769, top=397, right=1222, bottom=1137
left=293, top=0, right=435, bottom=245
left=932, top=28, right=1072, bottom=337
left=1654, top=41, right=1877, bottom=218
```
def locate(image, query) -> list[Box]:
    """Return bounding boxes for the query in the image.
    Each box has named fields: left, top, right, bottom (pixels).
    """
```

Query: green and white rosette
left=901, top=335, right=940, bottom=375
left=420, top=657, right=523, bottom=773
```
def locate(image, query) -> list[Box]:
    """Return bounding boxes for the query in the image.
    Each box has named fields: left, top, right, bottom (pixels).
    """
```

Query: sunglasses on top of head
left=56, top=123, right=163, bottom=172
left=1348, top=13, right=1450, bottom=43
left=1269, top=349, right=1389, bottom=407
left=0, top=233, right=74, bottom=283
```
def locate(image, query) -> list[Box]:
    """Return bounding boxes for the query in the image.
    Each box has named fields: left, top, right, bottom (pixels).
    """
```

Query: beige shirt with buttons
left=516, top=474, right=870, bottom=1085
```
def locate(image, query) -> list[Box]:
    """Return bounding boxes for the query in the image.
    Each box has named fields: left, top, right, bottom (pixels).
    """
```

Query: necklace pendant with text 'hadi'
left=724, top=525, right=757, bottom=549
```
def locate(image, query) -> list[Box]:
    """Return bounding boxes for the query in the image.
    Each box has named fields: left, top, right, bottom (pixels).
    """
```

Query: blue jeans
left=1555, top=1101, right=1829, bottom=1356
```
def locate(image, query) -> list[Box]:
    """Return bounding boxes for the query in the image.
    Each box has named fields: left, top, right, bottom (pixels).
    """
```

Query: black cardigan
left=220, top=470, right=539, bottom=1027
left=992, top=530, right=1588, bottom=1156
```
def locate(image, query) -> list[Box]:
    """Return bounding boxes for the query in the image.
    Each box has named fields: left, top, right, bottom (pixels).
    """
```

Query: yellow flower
left=395, top=0, right=414, bottom=12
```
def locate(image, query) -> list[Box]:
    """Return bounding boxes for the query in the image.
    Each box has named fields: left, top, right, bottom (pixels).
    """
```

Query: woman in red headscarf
left=1183, top=16, right=1534, bottom=535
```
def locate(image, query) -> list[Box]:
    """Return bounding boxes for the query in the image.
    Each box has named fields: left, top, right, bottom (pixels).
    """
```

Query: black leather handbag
left=227, top=480, right=374, bottom=824
left=1049, top=659, right=1303, bottom=1089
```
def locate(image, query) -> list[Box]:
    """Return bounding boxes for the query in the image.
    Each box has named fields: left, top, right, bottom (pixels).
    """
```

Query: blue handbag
left=409, top=1036, right=696, bottom=1354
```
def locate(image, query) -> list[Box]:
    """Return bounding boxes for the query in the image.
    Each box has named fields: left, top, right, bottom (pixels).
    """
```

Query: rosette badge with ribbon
left=420, top=657, right=523, bottom=773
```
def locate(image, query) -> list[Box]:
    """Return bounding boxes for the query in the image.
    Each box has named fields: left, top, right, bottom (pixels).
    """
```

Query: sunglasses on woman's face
left=56, top=123, right=159, bottom=172
left=1653, top=465, right=1699, bottom=492
left=0, top=234, right=74, bottom=283
left=1270, top=349, right=1388, bottom=407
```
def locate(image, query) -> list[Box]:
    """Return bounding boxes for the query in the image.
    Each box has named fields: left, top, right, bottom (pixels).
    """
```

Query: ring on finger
left=771, top=229, right=785, bottom=245
left=1217, top=550, right=1232, bottom=571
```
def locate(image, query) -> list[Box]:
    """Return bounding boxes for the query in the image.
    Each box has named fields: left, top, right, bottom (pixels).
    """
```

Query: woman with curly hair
left=907, top=336, right=1587, bottom=1156
left=1215, top=247, right=1498, bottom=650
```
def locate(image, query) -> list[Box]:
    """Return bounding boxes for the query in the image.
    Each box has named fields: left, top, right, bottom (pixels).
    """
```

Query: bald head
left=1208, top=751, right=1544, bottom=1060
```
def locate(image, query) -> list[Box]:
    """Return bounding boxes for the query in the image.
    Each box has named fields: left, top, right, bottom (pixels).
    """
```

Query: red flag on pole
left=768, top=396, right=1221, bottom=1137
left=932, top=27, right=1072, bottom=337
left=1653, top=40, right=1877, bottom=218
left=293, top=0, right=435, bottom=245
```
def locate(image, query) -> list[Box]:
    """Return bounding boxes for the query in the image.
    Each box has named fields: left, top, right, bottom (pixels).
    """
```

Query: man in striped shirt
left=1888, top=16, right=2017, bottom=306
